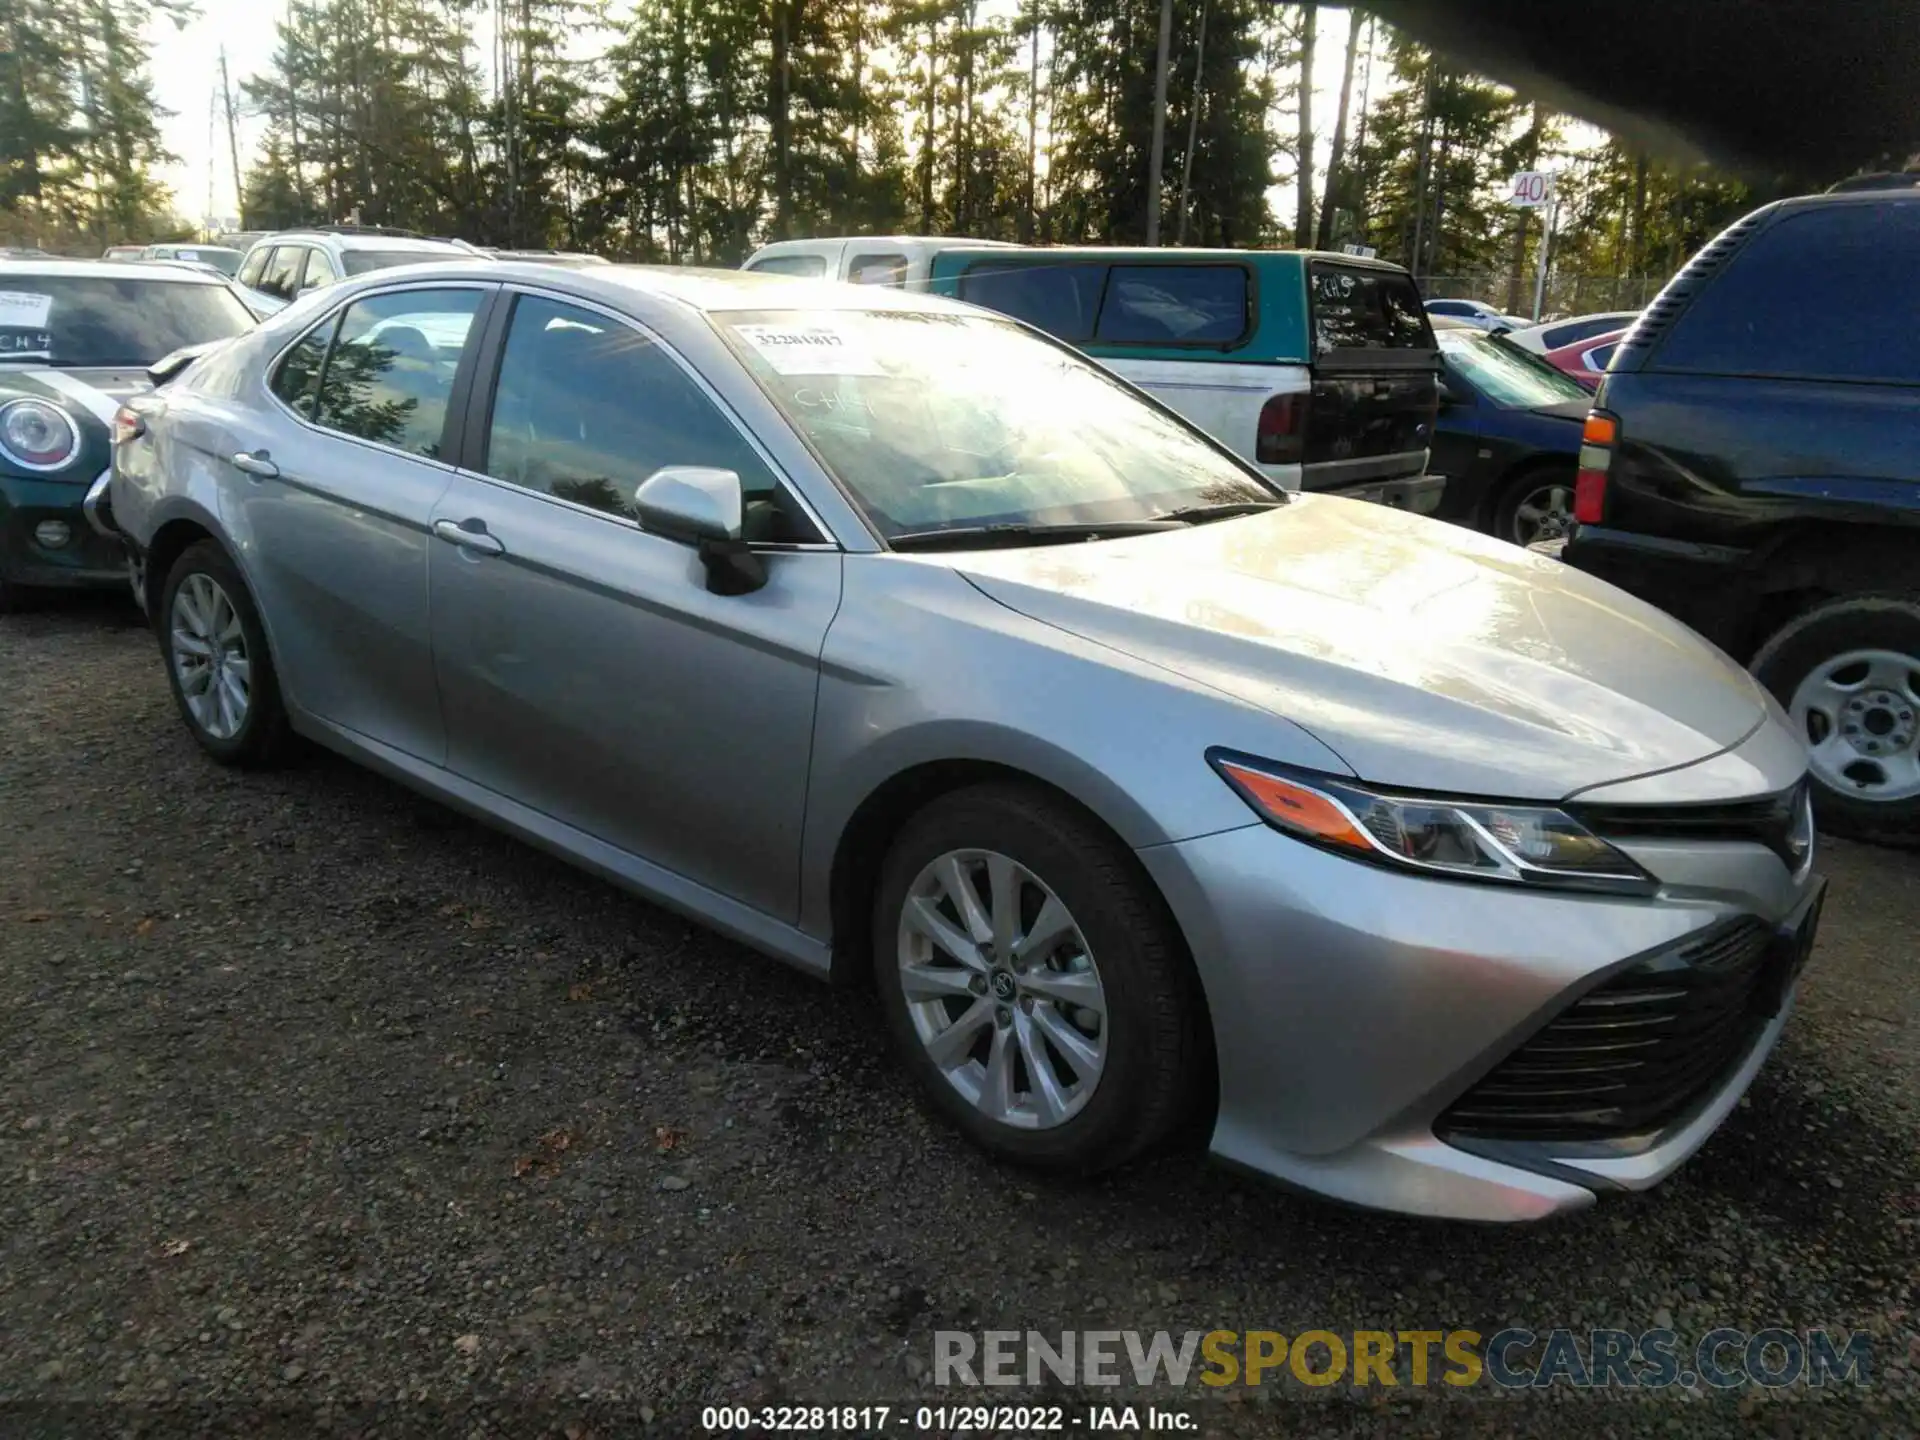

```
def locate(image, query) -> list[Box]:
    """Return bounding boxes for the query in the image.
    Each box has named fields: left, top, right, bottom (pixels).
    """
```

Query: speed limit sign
left=1508, top=171, right=1554, bottom=207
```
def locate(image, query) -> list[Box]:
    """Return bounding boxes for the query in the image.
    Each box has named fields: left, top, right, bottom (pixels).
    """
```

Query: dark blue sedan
left=1426, top=318, right=1595, bottom=546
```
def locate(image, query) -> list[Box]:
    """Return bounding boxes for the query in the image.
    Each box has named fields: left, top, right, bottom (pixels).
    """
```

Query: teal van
left=743, top=238, right=1443, bottom=509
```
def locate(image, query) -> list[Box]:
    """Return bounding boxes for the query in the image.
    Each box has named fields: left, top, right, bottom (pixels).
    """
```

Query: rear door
left=221, top=281, right=493, bottom=761
left=1302, top=259, right=1440, bottom=492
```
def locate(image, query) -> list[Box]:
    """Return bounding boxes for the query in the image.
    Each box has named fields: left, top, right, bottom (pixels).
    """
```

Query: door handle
left=433, top=518, right=505, bottom=556
left=231, top=449, right=278, bottom=479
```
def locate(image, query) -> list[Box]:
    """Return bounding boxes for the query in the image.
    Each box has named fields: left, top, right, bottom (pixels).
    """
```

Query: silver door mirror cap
left=633, top=465, right=744, bottom=546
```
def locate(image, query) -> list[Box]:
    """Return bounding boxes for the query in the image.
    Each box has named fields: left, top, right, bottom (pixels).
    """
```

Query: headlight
left=1209, top=750, right=1655, bottom=894
left=0, top=397, right=80, bottom=472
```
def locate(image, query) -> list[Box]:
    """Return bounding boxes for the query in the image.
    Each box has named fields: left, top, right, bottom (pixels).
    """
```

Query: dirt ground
left=1, top=594, right=1914, bottom=1439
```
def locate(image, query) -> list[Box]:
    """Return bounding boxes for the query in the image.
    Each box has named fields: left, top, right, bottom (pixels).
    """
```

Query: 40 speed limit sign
left=1508, top=171, right=1555, bottom=207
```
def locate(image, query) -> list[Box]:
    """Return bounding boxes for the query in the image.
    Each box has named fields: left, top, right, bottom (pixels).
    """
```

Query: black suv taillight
left=1256, top=392, right=1308, bottom=466
left=1574, top=411, right=1617, bottom=524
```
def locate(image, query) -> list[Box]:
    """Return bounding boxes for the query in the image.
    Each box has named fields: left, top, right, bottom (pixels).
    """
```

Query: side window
left=303, top=250, right=340, bottom=290
left=1656, top=201, right=1920, bottom=383
left=269, top=312, right=339, bottom=419
left=848, top=253, right=909, bottom=287
left=482, top=295, right=811, bottom=542
left=313, top=288, right=482, bottom=458
left=238, top=247, right=269, bottom=288
left=1426, top=300, right=1469, bottom=316
left=957, top=262, right=1107, bottom=343
left=1586, top=343, right=1619, bottom=372
left=261, top=246, right=304, bottom=300
left=1095, top=265, right=1249, bottom=344
left=748, top=254, right=827, bottom=278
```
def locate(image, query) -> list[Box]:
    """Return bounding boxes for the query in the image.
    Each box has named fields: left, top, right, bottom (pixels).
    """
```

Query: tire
left=1489, top=462, right=1577, bottom=547
left=872, top=782, right=1205, bottom=1175
left=158, top=540, right=295, bottom=768
left=1751, top=593, right=1920, bottom=846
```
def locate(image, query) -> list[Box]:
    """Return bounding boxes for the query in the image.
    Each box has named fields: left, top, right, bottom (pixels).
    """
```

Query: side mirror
left=633, top=465, right=767, bottom=595
left=1437, top=378, right=1465, bottom=407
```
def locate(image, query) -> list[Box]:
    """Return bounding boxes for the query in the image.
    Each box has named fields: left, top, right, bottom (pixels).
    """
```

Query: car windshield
left=342, top=249, right=473, bottom=276
left=0, top=276, right=253, bottom=367
left=1439, top=328, right=1590, bottom=407
left=716, top=307, right=1278, bottom=540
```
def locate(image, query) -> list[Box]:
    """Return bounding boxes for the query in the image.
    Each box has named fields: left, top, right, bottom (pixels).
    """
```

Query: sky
left=150, top=2, right=1416, bottom=232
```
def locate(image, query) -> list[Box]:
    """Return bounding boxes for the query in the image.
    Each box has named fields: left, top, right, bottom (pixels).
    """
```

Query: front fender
left=796, top=557, right=1352, bottom=941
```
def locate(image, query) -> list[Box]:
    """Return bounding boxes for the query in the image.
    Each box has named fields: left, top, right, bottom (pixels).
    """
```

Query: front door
left=427, top=292, right=842, bottom=922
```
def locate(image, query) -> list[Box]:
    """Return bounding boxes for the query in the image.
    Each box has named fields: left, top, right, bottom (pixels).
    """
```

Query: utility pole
left=219, top=48, right=244, bottom=229
left=1175, top=0, right=1210, bottom=245
left=1144, top=0, right=1173, bottom=244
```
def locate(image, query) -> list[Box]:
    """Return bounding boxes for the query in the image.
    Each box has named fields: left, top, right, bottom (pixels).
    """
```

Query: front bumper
left=0, top=469, right=126, bottom=591
left=1139, top=803, right=1823, bottom=1222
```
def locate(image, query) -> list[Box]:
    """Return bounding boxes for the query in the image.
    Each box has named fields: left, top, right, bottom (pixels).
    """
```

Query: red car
left=1541, top=325, right=1630, bottom=389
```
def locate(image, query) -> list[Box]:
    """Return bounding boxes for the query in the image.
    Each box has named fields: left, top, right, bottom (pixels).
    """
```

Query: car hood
left=931, top=498, right=1767, bottom=800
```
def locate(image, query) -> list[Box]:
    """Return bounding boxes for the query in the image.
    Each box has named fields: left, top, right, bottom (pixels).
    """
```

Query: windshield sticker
left=734, top=323, right=883, bottom=376
left=0, top=291, right=53, bottom=360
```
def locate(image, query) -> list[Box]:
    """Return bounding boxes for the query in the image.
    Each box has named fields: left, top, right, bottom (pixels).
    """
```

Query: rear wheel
left=872, top=783, right=1204, bottom=1174
left=1752, top=593, right=1920, bottom=845
left=159, top=541, right=294, bottom=768
left=1491, top=464, right=1577, bottom=547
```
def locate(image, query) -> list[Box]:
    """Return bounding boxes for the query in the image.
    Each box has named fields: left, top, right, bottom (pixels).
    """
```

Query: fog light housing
left=34, top=520, right=72, bottom=549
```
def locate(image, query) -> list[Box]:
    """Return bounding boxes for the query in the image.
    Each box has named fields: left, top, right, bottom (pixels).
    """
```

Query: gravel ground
left=1, top=595, right=1914, bottom=1440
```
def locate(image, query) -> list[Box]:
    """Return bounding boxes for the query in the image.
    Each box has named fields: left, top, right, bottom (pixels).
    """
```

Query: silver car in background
left=106, top=264, right=1825, bottom=1221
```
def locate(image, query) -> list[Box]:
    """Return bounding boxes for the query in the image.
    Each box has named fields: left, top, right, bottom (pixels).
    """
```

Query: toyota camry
left=106, top=263, right=1825, bottom=1220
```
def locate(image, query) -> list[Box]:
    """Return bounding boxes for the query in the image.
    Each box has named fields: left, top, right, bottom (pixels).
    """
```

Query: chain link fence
left=1417, top=274, right=1671, bottom=319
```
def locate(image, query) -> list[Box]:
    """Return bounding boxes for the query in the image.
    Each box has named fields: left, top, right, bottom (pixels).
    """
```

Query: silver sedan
left=107, top=263, right=1825, bottom=1221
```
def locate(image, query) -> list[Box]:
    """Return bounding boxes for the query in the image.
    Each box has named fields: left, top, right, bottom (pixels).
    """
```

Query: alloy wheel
left=170, top=572, right=252, bottom=741
left=895, top=849, right=1107, bottom=1131
left=1790, top=647, right=1920, bottom=802
left=1510, top=480, right=1575, bottom=545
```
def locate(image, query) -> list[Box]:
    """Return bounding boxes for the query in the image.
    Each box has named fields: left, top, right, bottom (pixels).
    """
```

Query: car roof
left=254, top=231, right=476, bottom=254
left=310, top=260, right=984, bottom=318
left=0, top=257, right=229, bottom=285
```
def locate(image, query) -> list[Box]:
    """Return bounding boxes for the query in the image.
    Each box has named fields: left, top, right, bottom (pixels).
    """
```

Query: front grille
left=1437, top=917, right=1786, bottom=1143
left=1571, top=782, right=1812, bottom=875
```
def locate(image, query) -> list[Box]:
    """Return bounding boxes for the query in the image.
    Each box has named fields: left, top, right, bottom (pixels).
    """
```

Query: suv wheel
left=872, top=784, right=1204, bottom=1174
left=1753, top=594, right=1920, bottom=845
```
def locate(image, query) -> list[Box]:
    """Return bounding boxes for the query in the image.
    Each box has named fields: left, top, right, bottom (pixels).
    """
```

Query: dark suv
left=1559, top=187, right=1920, bottom=843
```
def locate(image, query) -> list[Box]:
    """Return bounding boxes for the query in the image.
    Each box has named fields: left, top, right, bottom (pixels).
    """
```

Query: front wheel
left=1753, top=593, right=1920, bottom=846
left=159, top=541, right=294, bottom=768
left=872, top=783, right=1205, bottom=1174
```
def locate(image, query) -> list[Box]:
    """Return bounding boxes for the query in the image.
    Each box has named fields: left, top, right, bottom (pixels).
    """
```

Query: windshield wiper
left=1158, top=498, right=1288, bottom=524
left=887, top=519, right=1187, bottom=552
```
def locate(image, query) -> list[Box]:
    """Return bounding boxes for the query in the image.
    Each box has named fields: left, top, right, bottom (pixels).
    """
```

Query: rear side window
left=1655, top=201, right=1920, bottom=383
left=1541, top=316, right=1624, bottom=350
left=958, top=262, right=1107, bottom=343
left=749, top=254, right=828, bottom=278
left=1310, top=262, right=1433, bottom=353
left=270, top=314, right=338, bottom=418
left=304, top=250, right=340, bottom=288
left=1094, top=265, right=1248, bottom=344
left=312, top=288, right=483, bottom=458
left=261, top=246, right=304, bottom=300
left=848, top=253, right=908, bottom=286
